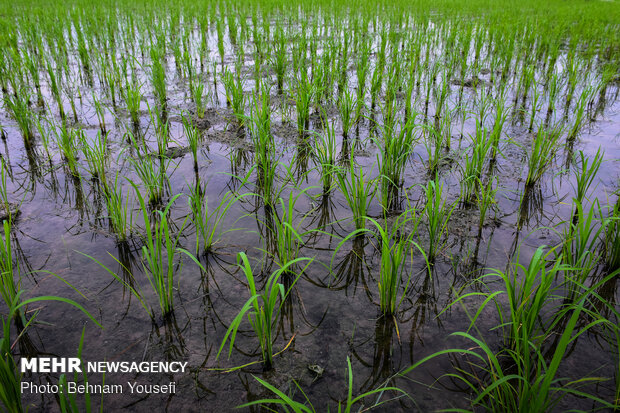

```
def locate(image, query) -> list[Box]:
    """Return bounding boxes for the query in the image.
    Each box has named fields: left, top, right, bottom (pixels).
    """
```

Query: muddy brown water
left=1, top=24, right=619, bottom=413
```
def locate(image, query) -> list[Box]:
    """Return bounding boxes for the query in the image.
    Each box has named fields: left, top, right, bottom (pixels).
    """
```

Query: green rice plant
left=439, top=247, right=619, bottom=412
left=217, top=252, right=312, bottom=370
left=150, top=46, right=167, bottom=109
left=0, top=319, right=23, bottom=413
left=312, top=121, right=337, bottom=195
left=490, top=90, right=508, bottom=163
left=475, top=177, right=498, bottom=235
left=57, top=329, right=104, bottom=413
left=422, top=179, right=455, bottom=264
left=124, top=80, right=142, bottom=125
left=0, top=221, right=19, bottom=314
left=129, top=137, right=169, bottom=207
left=91, top=92, right=107, bottom=133
left=568, top=86, right=594, bottom=142
left=0, top=163, right=13, bottom=223
left=377, top=116, right=417, bottom=211
left=0, top=288, right=100, bottom=413
left=187, top=182, right=246, bottom=256
left=46, top=61, right=66, bottom=120
left=250, top=81, right=271, bottom=138
left=336, top=159, right=376, bottom=232
left=524, top=126, right=562, bottom=189
left=4, top=91, right=33, bottom=143
left=272, top=26, right=287, bottom=93
left=421, top=121, right=445, bottom=177
left=337, top=87, right=359, bottom=139
left=248, top=107, right=279, bottom=207
left=221, top=68, right=246, bottom=124
left=572, top=148, right=603, bottom=209
left=190, top=76, right=206, bottom=118
left=181, top=113, right=199, bottom=172
left=460, top=124, right=493, bottom=205
left=79, top=131, right=108, bottom=184
left=55, top=123, right=80, bottom=176
left=294, top=72, right=314, bottom=134
left=559, top=200, right=605, bottom=301
left=240, top=356, right=409, bottom=412
left=368, top=214, right=422, bottom=315
left=104, top=173, right=133, bottom=243
left=132, top=185, right=183, bottom=319
left=267, top=191, right=313, bottom=273
left=601, top=196, right=620, bottom=272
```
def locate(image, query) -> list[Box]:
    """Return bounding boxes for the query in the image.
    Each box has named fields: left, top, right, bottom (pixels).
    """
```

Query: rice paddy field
left=1, top=0, right=620, bottom=411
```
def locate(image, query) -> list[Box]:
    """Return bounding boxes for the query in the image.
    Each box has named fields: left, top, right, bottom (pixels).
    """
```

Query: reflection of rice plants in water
left=0, top=0, right=619, bottom=411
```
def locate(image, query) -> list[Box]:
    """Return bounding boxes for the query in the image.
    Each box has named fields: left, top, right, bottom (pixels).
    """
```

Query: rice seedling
left=602, top=196, right=620, bottom=272
left=377, top=115, right=417, bottom=212
left=460, top=124, right=493, bottom=205
left=132, top=185, right=183, bottom=319
left=181, top=113, right=199, bottom=172
left=189, top=76, right=206, bottom=118
left=265, top=190, right=313, bottom=273
left=104, top=173, right=133, bottom=243
left=294, top=72, right=313, bottom=135
left=524, top=126, right=562, bottom=189
left=79, top=131, right=108, bottom=184
left=337, top=87, right=359, bottom=139
left=55, top=123, right=80, bottom=177
left=128, top=137, right=169, bottom=207
left=336, top=157, right=376, bottom=232
left=422, top=179, right=455, bottom=264
left=150, top=46, right=167, bottom=110
left=217, top=252, right=312, bottom=370
left=4, top=91, right=33, bottom=143
left=438, top=246, right=619, bottom=412
left=221, top=68, right=246, bottom=124
left=124, top=79, right=142, bottom=125
left=187, top=182, right=247, bottom=257
left=312, top=122, right=338, bottom=196
left=0, top=221, right=19, bottom=314
left=272, top=26, right=287, bottom=93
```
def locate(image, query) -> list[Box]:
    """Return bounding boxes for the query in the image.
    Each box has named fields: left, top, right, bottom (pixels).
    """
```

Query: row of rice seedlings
left=217, top=252, right=312, bottom=370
